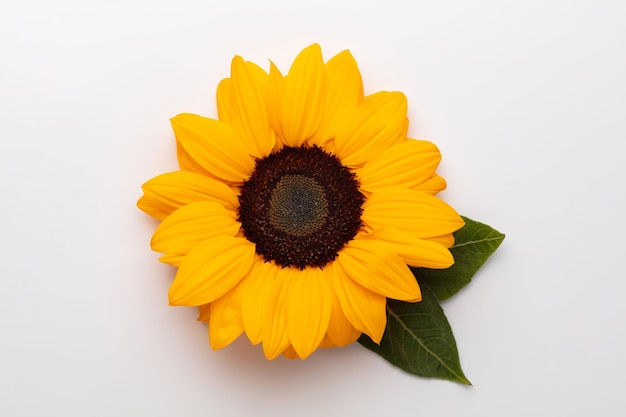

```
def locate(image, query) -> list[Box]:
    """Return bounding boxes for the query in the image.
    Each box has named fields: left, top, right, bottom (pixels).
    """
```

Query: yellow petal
left=216, top=78, right=232, bottom=124
left=168, top=236, right=255, bottom=306
left=309, top=50, right=363, bottom=147
left=197, top=304, right=211, bottom=322
left=281, top=44, right=325, bottom=147
left=282, top=345, right=299, bottom=359
left=241, top=256, right=274, bottom=345
left=359, top=140, right=442, bottom=193
left=287, top=267, right=332, bottom=359
left=331, top=261, right=387, bottom=343
left=324, top=264, right=362, bottom=347
left=262, top=266, right=295, bottom=360
left=171, top=113, right=254, bottom=183
left=319, top=334, right=336, bottom=349
left=337, top=238, right=421, bottom=302
left=334, top=91, right=408, bottom=167
left=209, top=281, right=246, bottom=350
left=362, top=187, right=464, bottom=238
left=417, top=174, right=447, bottom=195
left=151, top=201, right=240, bottom=263
left=137, top=171, right=239, bottom=221
left=429, top=233, right=455, bottom=248
left=176, top=141, right=213, bottom=176
left=230, top=57, right=276, bottom=158
left=266, top=60, right=285, bottom=144
left=367, top=228, right=455, bottom=269
left=320, top=137, right=337, bottom=155
left=158, top=253, right=185, bottom=266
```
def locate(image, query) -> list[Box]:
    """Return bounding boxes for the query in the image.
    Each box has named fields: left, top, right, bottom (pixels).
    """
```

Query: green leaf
left=357, top=216, right=504, bottom=382
left=358, top=284, right=471, bottom=385
left=412, top=216, right=505, bottom=301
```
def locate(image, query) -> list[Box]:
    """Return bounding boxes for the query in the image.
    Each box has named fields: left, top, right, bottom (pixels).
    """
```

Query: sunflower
left=138, top=44, right=464, bottom=360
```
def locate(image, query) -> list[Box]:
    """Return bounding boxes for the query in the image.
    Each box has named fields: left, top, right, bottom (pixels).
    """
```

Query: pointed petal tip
left=407, top=292, right=422, bottom=303
left=167, top=282, right=188, bottom=306
left=263, top=346, right=285, bottom=361
left=136, top=195, right=151, bottom=214
left=369, top=331, right=383, bottom=345
left=302, top=43, right=322, bottom=53
left=169, top=112, right=191, bottom=124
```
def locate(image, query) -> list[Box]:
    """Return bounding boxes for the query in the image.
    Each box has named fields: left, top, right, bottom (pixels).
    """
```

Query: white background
left=1, top=0, right=625, bottom=416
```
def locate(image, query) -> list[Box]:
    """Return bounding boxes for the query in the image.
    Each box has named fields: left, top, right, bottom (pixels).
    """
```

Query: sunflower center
left=268, top=175, right=329, bottom=237
left=238, top=146, right=364, bottom=269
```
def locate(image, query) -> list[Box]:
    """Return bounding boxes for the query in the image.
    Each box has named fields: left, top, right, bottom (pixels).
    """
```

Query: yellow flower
left=138, top=44, right=464, bottom=360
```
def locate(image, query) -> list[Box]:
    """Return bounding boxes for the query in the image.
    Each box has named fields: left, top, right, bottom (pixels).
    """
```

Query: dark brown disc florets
left=238, top=146, right=364, bottom=269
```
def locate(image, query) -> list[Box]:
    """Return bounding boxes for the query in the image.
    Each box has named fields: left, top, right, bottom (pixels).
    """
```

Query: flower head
left=138, top=44, right=464, bottom=360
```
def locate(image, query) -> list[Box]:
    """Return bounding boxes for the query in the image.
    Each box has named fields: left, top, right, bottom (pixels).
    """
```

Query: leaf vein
left=386, top=306, right=466, bottom=381
left=451, top=236, right=503, bottom=249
